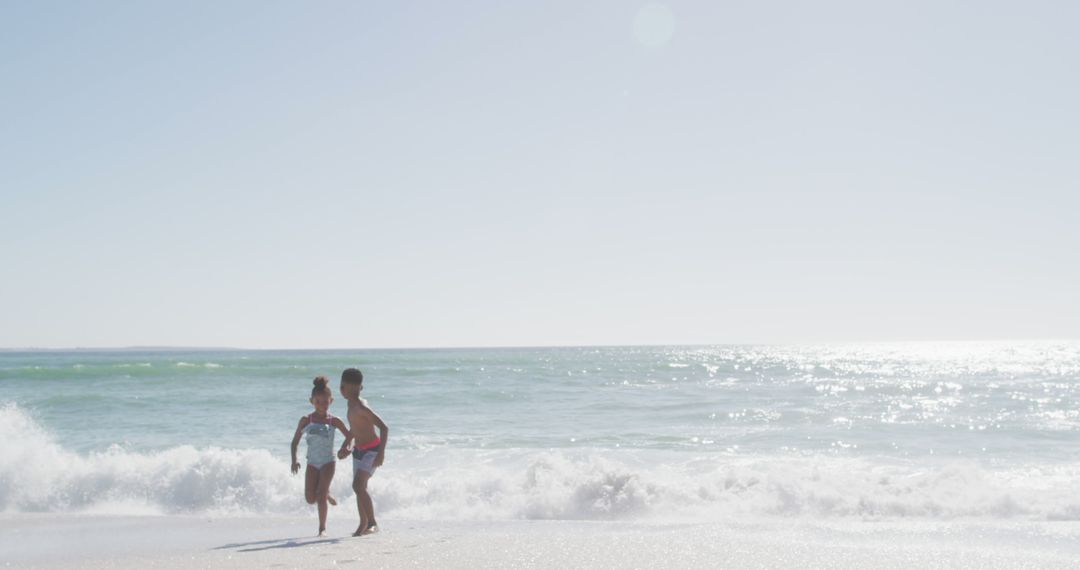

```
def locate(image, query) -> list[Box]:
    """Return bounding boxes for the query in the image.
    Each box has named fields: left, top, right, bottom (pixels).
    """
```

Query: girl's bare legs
left=304, top=465, right=319, bottom=505
left=315, top=462, right=336, bottom=536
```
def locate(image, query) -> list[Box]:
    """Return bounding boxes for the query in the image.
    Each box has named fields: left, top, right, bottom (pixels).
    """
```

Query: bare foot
left=352, top=526, right=365, bottom=537
left=328, top=495, right=338, bottom=506
left=318, top=529, right=327, bottom=537
left=361, top=526, right=378, bottom=536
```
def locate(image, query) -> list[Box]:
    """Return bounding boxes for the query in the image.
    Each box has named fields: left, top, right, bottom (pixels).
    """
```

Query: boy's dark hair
left=311, top=376, right=331, bottom=397
left=341, top=368, right=364, bottom=386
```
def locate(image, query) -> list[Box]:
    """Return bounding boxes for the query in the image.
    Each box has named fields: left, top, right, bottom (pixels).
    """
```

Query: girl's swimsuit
left=352, top=437, right=381, bottom=475
left=305, top=413, right=336, bottom=469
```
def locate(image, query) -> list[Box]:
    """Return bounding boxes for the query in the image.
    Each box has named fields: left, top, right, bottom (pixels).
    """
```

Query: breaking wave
left=2, top=404, right=1079, bottom=521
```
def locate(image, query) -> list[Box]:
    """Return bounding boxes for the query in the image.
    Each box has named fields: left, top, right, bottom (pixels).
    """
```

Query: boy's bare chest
left=347, top=406, right=373, bottom=430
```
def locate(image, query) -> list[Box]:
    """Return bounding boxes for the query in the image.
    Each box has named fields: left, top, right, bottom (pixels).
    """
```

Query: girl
left=291, top=376, right=352, bottom=536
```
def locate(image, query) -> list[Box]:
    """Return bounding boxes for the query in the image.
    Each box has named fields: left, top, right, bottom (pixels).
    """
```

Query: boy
left=338, top=367, right=389, bottom=536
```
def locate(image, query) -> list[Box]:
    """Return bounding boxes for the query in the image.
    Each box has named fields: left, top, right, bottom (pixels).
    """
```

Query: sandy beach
left=4, top=514, right=1080, bottom=569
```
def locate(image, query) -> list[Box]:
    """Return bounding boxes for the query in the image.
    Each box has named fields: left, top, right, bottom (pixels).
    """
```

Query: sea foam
left=3, top=404, right=1080, bottom=521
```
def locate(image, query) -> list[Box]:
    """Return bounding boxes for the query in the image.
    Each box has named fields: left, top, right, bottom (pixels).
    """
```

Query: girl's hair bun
left=311, top=375, right=331, bottom=396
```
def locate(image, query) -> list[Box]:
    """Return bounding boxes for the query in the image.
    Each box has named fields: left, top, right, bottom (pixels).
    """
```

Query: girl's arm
left=371, top=410, right=389, bottom=467
left=290, top=416, right=309, bottom=474
left=333, top=417, right=353, bottom=459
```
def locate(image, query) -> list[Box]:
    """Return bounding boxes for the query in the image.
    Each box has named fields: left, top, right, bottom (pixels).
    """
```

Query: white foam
left=172, top=361, right=222, bottom=368
left=2, top=404, right=1079, bottom=521
left=0, top=403, right=300, bottom=516
left=376, top=450, right=1080, bottom=522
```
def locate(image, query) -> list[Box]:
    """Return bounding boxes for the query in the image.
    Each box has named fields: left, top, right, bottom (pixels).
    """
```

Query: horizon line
left=1, top=338, right=1078, bottom=352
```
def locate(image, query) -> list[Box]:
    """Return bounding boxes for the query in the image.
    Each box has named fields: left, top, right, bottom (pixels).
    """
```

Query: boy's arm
left=371, top=410, right=389, bottom=467
left=290, top=416, right=308, bottom=474
left=333, top=417, right=353, bottom=459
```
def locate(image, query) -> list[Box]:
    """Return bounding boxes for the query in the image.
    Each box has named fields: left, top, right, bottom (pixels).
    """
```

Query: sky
left=1, top=1, right=1078, bottom=349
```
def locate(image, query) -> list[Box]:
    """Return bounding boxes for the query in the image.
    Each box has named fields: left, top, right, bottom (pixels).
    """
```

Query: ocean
left=2, top=342, right=1079, bottom=522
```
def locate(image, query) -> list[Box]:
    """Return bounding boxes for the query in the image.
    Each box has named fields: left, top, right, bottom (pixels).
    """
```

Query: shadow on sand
left=213, top=536, right=344, bottom=553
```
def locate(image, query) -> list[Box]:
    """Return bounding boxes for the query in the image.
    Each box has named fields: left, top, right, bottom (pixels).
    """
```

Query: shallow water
left=2, top=342, right=1079, bottom=520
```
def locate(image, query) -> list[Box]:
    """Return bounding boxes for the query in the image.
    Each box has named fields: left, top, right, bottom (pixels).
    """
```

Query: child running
left=290, top=376, right=352, bottom=536
left=339, top=367, right=389, bottom=536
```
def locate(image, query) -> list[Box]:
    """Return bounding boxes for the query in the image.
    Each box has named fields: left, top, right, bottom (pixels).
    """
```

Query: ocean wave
left=0, top=403, right=299, bottom=516
left=377, top=452, right=1080, bottom=522
left=173, top=362, right=222, bottom=369
left=2, top=404, right=1079, bottom=521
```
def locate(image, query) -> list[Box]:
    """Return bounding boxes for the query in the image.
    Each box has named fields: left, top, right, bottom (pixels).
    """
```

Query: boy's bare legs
left=361, top=483, right=377, bottom=533
left=352, top=471, right=373, bottom=536
left=314, top=463, right=336, bottom=536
